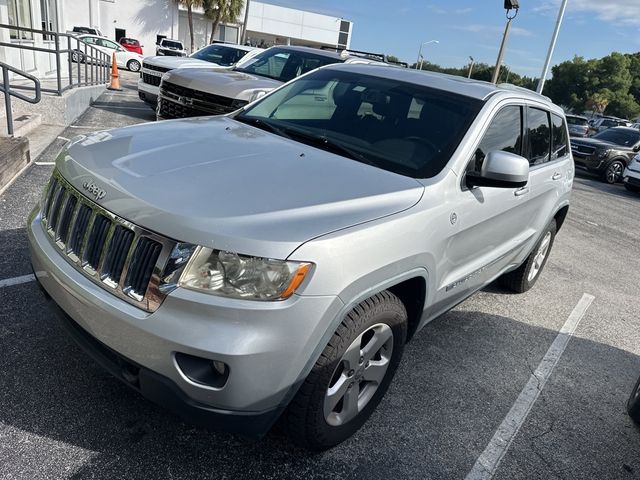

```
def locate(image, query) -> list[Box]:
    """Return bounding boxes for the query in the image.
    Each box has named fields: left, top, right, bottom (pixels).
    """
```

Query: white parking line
left=465, top=293, right=595, bottom=480
left=0, top=274, right=36, bottom=289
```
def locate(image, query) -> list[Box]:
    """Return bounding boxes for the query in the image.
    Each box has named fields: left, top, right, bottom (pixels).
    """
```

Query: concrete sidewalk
left=32, top=70, right=155, bottom=166
left=0, top=70, right=153, bottom=194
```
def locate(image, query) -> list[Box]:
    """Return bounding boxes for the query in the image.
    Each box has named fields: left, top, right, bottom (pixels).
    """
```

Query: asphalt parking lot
left=1, top=71, right=639, bottom=479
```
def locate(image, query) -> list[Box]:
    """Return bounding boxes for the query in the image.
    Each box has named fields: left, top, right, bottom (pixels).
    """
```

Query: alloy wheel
left=323, top=323, right=394, bottom=426
left=527, top=231, right=552, bottom=282
left=605, top=162, right=623, bottom=184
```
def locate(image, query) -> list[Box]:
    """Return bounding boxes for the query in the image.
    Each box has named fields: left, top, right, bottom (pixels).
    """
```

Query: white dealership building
left=0, top=0, right=353, bottom=76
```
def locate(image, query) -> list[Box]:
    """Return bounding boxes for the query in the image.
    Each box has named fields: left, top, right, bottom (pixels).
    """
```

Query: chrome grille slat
left=84, top=214, right=111, bottom=271
left=57, top=194, right=77, bottom=247
left=39, top=171, right=179, bottom=312
left=47, top=184, right=66, bottom=234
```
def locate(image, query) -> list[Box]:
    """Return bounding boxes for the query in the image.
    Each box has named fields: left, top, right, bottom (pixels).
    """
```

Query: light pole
left=468, top=56, right=475, bottom=78
left=415, top=40, right=439, bottom=70
left=491, top=1, right=519, bottom=84
left=537, top=0, right=568, bottom=93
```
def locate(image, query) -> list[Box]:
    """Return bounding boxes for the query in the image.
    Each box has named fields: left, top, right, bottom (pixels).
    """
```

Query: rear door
left=522, top=105, right=571, bottom=252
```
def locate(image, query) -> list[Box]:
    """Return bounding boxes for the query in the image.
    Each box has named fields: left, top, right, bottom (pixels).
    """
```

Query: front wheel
left=284, top=291, right=407, bottom=450
left=603, top=160, right=625, bottom=184
left=627, top=375, right=640, bottom=423
left=127, top=59, right=141, bottom=72
left=499, top=219, right=557, bottom=293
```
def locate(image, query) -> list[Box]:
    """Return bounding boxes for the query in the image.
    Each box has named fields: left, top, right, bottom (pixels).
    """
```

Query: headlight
left=179, top=247, right=312, bottom=300
left=597, top=148, right=611, bottom=158
left=248, top=90, right=268, bottom=102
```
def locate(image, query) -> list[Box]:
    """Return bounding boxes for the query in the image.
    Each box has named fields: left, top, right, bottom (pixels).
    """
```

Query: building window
left=39, top=0, right=58, bottom=34
left=338, top=20, right=350, bottom=49
left=8, top=0, right=34, bottom=40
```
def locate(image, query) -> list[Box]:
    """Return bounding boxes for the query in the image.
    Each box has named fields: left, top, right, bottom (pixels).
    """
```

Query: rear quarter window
left=551, top=114, right=569, bottom=160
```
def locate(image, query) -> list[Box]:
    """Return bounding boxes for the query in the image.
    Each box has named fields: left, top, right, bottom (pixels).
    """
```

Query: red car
left=118, top=37, right=143, bottom=55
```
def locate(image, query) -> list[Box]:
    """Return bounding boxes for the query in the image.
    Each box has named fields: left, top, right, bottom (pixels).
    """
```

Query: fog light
left=175, top=352, right=229, bottom=388
left=212, top=360, right=227, bottom=376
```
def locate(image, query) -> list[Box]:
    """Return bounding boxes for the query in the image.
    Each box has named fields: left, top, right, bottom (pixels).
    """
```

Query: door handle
left=552, top=172, right=562, bottom=180
left=514, top=187, right=529, bottom=196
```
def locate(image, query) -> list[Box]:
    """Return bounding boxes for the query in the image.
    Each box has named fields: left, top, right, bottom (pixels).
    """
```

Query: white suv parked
left=29, top=64, right=573, bottom=450
left=138, top=43, right=260, bottom=107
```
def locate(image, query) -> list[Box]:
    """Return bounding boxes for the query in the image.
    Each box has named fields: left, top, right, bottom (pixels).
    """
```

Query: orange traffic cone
left=107, top=53, right=122, bottom=91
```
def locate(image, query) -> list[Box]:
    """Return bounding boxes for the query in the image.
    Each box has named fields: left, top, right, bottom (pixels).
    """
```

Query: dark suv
left=571, top=127, right=640, bottom=183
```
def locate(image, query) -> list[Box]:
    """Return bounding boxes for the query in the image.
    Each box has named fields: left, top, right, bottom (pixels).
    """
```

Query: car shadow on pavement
left=1, top=233, right=639, bottom=480
left=573, top=172, right=640, bottom=201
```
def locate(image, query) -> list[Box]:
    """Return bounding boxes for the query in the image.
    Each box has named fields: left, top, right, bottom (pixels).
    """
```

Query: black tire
left=127, top=59, right=141, bottom=72
left=602, top=160, right=625, bottom=184
left=284, top=291, right=407, bottom=450
left=499, top=220, right=557, bottom=293
left=71, top=50, right=84, bottom=63
left=624, top=183, right=640, bottom=193
left=627, top=375, right=640, bottom=423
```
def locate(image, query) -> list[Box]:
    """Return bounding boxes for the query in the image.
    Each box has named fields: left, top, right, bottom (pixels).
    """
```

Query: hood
left=162, top=67, right=282, bottom=101
left=571, top=137, right=629, bottom=150
left=144, top=56, right=221, bottom=69
left=59, top=117, right=424, bottom=259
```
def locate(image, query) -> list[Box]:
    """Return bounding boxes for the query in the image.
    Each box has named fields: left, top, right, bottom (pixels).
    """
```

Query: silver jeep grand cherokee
left=28, top=64, right=573, bottom=450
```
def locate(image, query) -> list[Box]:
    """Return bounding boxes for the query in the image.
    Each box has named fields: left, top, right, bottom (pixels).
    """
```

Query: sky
left=262, top=0, right=640, bottom=78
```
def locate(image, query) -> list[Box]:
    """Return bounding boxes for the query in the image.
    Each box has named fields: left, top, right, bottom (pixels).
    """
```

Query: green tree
left=204, top=0, right=245, bottom=44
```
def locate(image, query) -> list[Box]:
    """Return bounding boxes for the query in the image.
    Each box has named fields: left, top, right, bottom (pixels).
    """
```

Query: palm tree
left=204, top=0, right=245, bottom=44
left=177, top=0, right=203, bottom=53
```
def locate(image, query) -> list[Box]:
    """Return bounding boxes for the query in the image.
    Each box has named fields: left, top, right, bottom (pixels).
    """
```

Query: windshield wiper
left=277, top=126, right=376, bottom=166
left=234, top=116, right=291, bottom=139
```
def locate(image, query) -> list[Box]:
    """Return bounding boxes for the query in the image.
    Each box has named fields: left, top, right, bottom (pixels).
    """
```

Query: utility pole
left=537, top=0, right=568, bottom=93
left=241, top=0, right=251, bottom=44
left=468, top=56, right=475, bottom=78
left=491, top=1, right=519, bottom=84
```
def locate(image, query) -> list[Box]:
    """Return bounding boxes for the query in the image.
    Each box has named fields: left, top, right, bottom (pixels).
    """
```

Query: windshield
left=162, top=40, right=183, bottom=49
left=191, top=44, right=248, bottom=66
left=234, top=48, right=341, bottom=82
left=123, top=38, right=140, bottom=46
left=567, top=116, right=587, bottom=126
left=593, top=128, right=640, bottom=147
left=235, top=69, right=483, bottom=178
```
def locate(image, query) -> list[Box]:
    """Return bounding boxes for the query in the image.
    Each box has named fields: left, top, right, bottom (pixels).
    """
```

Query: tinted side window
left=527, top=108, right=551, bottom=166
left=551, top=114, right=568, bottom=160
left=471, top=105, right=522, bottom=172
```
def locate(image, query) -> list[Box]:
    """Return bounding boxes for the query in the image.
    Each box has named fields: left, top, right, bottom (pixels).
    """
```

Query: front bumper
left=28, top=209, right=343, bottom=433
left=572, top=152, right=604, bottom=172
left=623, top=166, right=640, bottom=187
left=137, top=78, right=159, bottom=106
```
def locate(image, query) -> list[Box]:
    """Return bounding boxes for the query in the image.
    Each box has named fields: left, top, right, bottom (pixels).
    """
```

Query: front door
left=434, top=104, right=534, bottom=310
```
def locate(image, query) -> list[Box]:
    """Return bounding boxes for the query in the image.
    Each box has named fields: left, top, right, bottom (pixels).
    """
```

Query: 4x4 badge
left=82, top=179, right=106, bottom=201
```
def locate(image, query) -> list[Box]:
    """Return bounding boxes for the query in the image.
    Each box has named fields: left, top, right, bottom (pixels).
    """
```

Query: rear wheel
left=127, top=59, right=141, bottom=72
left=284, top=291, right=407, bottom=450
left=627, top=375, right=640, bottom=423
left=603, top=160, right=625, bottom=184
left=499, top=220, right=557, bottom=293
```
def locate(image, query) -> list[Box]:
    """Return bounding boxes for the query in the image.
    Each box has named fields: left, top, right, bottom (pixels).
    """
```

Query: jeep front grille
left=41, top=171, right=179, bottom=312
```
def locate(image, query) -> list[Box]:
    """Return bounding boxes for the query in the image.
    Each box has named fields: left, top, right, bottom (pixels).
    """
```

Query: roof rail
left=496, top=83, right=552, bottom=101
left=320, top=46, right=407, bottom=67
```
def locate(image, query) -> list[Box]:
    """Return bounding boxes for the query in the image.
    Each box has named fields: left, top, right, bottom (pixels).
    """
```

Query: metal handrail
left=0, top=61, right=41, bottom=135
left=0, top=23, right=111, bottom=96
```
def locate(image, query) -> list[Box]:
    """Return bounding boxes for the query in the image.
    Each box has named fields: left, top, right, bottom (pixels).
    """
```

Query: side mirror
left=633, top=145, right=640, bottom=152
left=466, top=150, right=529, bottom=189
